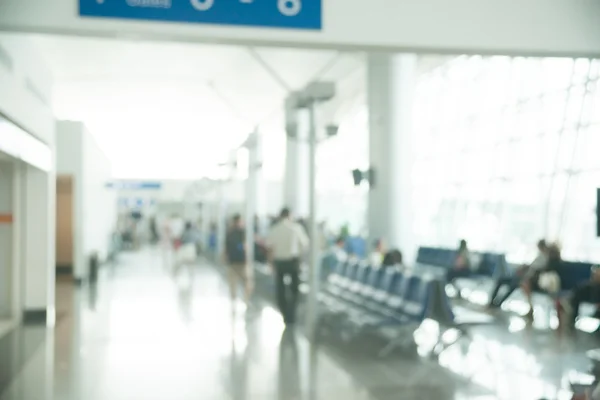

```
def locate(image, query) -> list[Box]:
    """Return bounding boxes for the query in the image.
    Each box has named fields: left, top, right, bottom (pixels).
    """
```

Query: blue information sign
left=79, top=0, right=322, bottom=30
left=106, top=181, right=163, bottom=190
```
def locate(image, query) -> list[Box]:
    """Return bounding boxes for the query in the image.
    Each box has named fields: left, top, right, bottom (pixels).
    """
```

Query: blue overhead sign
left=79, top=0, right=322, bottom=30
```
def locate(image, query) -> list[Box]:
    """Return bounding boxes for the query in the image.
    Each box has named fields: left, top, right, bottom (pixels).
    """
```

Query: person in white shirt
left=332, top=237, right=348, bottom=262
left=370, top=239, right=385, bottom=267
left=266, top=207, right=309, bottom=324
left=488, top=239, right=548, bottom=309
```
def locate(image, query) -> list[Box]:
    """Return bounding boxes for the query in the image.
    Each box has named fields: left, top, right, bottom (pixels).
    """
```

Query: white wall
left=0, top=161, right=14, bottom=318
left=56, top=121, right=116, bottom=279
left=82, top=128, right=116, bottom=262
left=1, top=0, right=600, bottom=57
left=0, top=34, right=54, bottom=145
left=22, top=164, right=56, bottom=318
left=11, top=161, right=22, bottom=320
left=0, top=34, right=57, bottom=322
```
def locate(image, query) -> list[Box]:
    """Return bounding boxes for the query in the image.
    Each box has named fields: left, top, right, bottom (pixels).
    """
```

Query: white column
left=12, top=162, right=22, bottom=320
left=0, top=161, right=14, bottom=318
left=254, top=132, right=267, bottom=234
left=22, top=165, right=56, bottom=325
left=216, top=182, right=227, bottom=259
left=245, top=132, right=259, bottom=266
left=283, top=110, right=310, bottom=217
left=306, top=102, right=320, bottom=335
left=283, top=137, right=299, bottom=211
left=367, top=53, right=417, bottom=260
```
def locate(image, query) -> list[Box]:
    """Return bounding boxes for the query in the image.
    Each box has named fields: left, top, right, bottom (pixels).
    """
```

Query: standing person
left=224, top=214, right=253, bottom=310
left=160, top=215, right=174, bottom=269
left=173, top=222, right=198, bottom=284
left=149, top=217, right=159, bottom=244
left=267, top=208, right=309, bottom=325
left=208, top=222, right=218, bottom=258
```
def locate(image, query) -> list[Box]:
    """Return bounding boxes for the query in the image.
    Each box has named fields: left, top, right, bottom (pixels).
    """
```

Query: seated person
left=488, top=239, right=548, bottom=309
left=332, top=236, right=348, bottom=262
left=446, top=239, right=471, bottom=295
left=568, top=265, right=600, bottom=328
left=370, top=239, right=385, bottom=267
left=382, top=249, right=404, bottom=269
left=522, top=242, right=562, bottom=319
left=570, top=381, right=600, bottom=400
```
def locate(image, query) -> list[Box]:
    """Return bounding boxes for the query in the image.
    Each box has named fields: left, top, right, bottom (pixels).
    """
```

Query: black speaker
left=352, top=169, right=363, bottom=186
left=351, top=168, right=376, bottom=187
left=597, top=188, right=600, bottom=237
left=367, top=168, right=376, bottom=188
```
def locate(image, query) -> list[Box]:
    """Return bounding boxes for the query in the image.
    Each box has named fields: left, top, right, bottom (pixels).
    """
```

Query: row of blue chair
left=317, top=261, right=448, bottom=355
left=557, top=261, right=594, bottom=294
left=416, top=246, right=507, bottom=279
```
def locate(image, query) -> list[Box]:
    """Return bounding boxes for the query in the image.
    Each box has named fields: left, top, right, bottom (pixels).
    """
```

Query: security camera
left=325, top=124, right=339, bottom=138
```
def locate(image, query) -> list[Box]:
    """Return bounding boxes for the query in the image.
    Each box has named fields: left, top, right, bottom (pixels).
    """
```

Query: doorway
left=56, top=175, right=74, bottom=276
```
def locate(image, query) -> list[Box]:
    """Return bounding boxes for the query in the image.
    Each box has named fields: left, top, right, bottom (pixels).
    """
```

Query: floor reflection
left=278, top=328, right=301, bottom=400
left=3, top=250, right=600, bottom=400
left=228, top=321, right=249, bottom=400
left=87, top=282, right=99, bottom=312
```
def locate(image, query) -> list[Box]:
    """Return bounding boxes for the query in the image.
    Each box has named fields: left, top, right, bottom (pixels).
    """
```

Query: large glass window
left=412, top=56, right=600, bottom=263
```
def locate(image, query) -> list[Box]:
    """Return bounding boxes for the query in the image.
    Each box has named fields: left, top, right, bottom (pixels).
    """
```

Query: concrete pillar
left=21, top=165, right=56, bottom=325
left=245, top=133, right=257, bottom=266
left=0, top=161, right=14, bottom=319
left=283, top=109, right=310, bottom=217
left=367, top=53, right=417, bottom=260
left=254, top=133, right=267, bottom=235
left=216, top=182, right=227, bottom=259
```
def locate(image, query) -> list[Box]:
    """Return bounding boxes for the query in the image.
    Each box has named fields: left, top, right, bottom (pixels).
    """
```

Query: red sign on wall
left=0, top=214, right=13, bottom=224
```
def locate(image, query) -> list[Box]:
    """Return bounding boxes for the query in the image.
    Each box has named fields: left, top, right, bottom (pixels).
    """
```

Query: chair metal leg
left=377, top=325, right=416, bottom=358
left=433, top=326, right=470, bottom=356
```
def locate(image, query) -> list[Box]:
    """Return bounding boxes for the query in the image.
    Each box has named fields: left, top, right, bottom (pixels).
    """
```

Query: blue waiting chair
left=327, top=260, right=350, bottom=288
left=339, top=268, right=402, bottom=319
left=339, top=273, right=435, bottom=356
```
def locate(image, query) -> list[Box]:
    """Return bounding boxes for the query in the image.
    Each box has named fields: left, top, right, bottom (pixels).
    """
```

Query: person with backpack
left=224, top=214, right=253, bottom=311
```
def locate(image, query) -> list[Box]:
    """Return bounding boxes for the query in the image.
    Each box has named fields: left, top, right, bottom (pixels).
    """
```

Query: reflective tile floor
left=1, top=249, right=600, bottom=400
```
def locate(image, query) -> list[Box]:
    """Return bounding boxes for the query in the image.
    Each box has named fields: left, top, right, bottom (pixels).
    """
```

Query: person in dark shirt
left=568, top=266, right=600, bottom=329
left=446, top=239, right=471, bottom=297
left=224, top=214, right=253, bottom=310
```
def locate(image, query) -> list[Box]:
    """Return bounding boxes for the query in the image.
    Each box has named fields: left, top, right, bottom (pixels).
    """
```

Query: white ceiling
left=28, top=35, right=366, bottom=180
